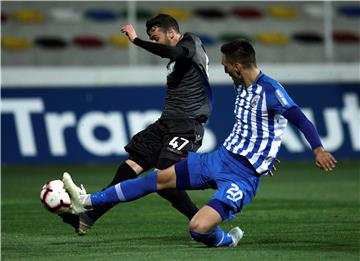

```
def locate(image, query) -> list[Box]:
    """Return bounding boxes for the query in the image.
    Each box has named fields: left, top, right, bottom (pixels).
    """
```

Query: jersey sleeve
left=176, top=33, right=196, bottom=59
left=265, top=82, right=297, bottom=114
left=133, top=38, right=188, bottom=60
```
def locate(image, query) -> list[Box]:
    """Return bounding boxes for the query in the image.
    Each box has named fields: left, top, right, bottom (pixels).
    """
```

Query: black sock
left=107, top=162, right=138, bottom=187
left=155, top=158, right=199, bottom=220
left=86, top=162, right=138, bottom=222
left=157, top=189, right=199, bottom=220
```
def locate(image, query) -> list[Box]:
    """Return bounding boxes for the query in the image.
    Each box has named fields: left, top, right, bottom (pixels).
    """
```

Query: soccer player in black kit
left=61, top=14, right=212, bottom=235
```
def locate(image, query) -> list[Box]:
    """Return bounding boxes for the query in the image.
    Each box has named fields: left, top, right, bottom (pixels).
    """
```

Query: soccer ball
left=40, top=180, right=71, bottom=214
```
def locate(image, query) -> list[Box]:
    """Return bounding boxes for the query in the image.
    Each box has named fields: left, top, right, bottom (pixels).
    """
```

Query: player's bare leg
left=189, top=205, right=222, bottom=233
left=189, top=205, right=243, bottom=247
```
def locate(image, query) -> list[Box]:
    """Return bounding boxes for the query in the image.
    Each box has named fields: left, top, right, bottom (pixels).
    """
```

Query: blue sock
left=90, top=170, right=158, bottom=207
left=189, top=227, right=234, bottom=247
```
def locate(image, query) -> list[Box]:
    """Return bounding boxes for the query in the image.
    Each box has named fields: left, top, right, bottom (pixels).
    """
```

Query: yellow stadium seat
left=268, top=6, right=300, bottom=19
left=256, top=32, right=289, bottom=45
left=1, top=37, right=32, bottom=50
left=159, top=8, right=192, bottom=21
left=110, top=35, right=129, bottom=48
left=13, top=9, right=46, bottom=23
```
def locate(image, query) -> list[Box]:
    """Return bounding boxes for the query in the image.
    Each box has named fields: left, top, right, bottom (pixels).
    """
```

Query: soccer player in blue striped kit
left=63, top=39, right=337, bottom=247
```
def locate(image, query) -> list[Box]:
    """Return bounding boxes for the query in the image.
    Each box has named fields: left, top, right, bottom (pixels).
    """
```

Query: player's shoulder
left=258, top=72, right=285, bottom=94
left=183, top=32, right=196, bottom=39
left=181, top=32, right=201, bottom=44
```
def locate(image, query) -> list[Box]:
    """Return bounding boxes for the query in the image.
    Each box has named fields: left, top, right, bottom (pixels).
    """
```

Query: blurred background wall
left=1, top=1, right=359, bottom=165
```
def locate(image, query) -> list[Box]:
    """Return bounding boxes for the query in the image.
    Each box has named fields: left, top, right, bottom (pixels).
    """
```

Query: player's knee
left=156, top=167, right=176, bottom=189
left=189, top=218, right=211, bottom=233
left=125, top=159, right=143, bottom=174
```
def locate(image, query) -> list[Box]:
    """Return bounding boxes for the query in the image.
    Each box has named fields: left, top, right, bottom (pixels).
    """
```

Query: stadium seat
left=333, top=32, right=359, bottom=43
left=159, top=8, right=192, bottom=21
left=12, top=9, right=46, bottom=23
left=231, top=7, right=263, bottom=19
left=35, top=37, right=68, bottom=49
left=303, top=4, right=325, bottom=18
left=194, top=8, right=226, bottom=19
left=110, top=35, right=129, bottom=48
left=73, top=36, right=105, bottom=48
left=2, top=12, right=8, bottom=23
left=137, top=9, right=154, bottom=20
left=292, top=32, right=323, bottom=44
left=219, top=33, right=252, bottom=43
left=1, top=36, right=32, bottom=50
left=85, top=9, right=117, bottom=22
left=49, top=7, right=83, bottom=22
left=268, top=6, right=300, bottom=19
left=122, top=8, right=153, bottom=20
left=196, top=33, right=217, bottom=46
left=338, top=5, right=360, bottom=18
left=256, top=32, right=289, bottom=45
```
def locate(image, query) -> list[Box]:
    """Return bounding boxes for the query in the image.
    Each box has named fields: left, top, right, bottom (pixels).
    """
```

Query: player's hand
left=120, top=24, right=137, bottom=42
left=313, top=147, right=337, bottom=172
left=268, top=159, right=280, bottom=177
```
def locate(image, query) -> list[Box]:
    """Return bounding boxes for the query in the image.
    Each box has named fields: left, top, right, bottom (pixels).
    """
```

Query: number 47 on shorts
left=169, top=137, right=190, bottom=150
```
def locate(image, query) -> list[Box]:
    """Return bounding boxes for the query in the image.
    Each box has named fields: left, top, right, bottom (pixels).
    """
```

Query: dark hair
left=146, top=14, right=180, bottom=35
left=221, top=39, right=256, bottom=68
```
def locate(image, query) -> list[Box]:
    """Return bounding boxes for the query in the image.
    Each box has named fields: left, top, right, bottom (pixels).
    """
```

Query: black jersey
left=162, top=33, right=211, bottom=121
left=134, top=33, right=212, bottom=122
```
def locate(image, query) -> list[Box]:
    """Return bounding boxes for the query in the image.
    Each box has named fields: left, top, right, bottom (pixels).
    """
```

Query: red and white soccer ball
left=40, top=180, right=71, bottom=214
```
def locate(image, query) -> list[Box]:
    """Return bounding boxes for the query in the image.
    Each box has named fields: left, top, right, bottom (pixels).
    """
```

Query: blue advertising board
left=1, top=83, right=359, bottom=165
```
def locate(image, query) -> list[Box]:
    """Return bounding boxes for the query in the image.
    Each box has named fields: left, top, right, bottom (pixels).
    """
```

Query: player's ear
left=167, top=28, right=175, bottom=39
left=234, top=63, right=242, bottom=74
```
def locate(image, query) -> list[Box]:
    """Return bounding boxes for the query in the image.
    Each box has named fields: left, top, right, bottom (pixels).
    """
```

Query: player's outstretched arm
left=313, top=147, right=337, bottom=172
left=283, top=106, right=337, bottom=172
left=120, top=24, right=188, bottom=60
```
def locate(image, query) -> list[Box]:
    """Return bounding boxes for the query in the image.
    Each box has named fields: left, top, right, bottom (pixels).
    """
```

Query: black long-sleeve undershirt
left=133, top=37, right=189, bottom=60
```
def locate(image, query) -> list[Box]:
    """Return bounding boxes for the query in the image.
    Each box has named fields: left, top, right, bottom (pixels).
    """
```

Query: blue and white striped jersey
left=223, top=71, right=297, bottom=175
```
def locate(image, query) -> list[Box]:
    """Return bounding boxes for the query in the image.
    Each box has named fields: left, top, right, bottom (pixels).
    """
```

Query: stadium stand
left=1, top=1, right=359, bottom=65
left=12, top=9, right=46, bottom=23
left=256, top=32, right=289, bottom=46
left=303, top=3, right=325, bottom=18
left=122, top=9, right=154, bottom=20
left=49, top=7, right=83, bottom=23
left=231, top=7, right=263, bottom=19
left=35, top=36, right=68, bottom=49
left=219, top=32, right=252, bottom=43
left=194, top=8, right=226, bottom=19
left=85, top=9, right=118, bottom=22
left=268, top=6, right=300, bottom=20
left=195, top=33, right=217, bottom=46
left=338, top=5, right=360, bottom=18
left=110, top=35, right=129, bottom=48
left=2, top=36, right=32, bottom=50
left=159, top=8, right=192, bottom=21
left=333, top=31, right=359, bottom=43
left=292, top=32, right=323, bottom=44
left=73, top=36, right=105, bottom=48
left=2, top=12, right=8, bottom=23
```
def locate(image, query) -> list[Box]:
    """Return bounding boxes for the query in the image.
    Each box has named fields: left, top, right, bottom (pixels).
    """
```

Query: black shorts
left=125, top=118, right=204, bottom=170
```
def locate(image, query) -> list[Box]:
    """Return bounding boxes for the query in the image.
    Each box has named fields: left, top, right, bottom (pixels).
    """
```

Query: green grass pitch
left=2, top=160, right=359, bottom=260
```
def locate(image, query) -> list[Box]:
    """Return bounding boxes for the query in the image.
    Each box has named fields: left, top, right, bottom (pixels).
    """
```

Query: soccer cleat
left=58, top=212, right=94, bottom=236
left=228, top=227, right=244, bottom=247
left=63, top=172, right=90, bottom=214
left=77, top=213, right=94, bottom=236
left=59, top=212, right=80, bottom=232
